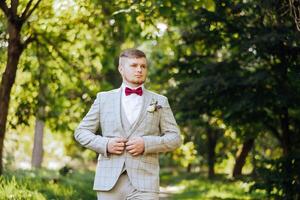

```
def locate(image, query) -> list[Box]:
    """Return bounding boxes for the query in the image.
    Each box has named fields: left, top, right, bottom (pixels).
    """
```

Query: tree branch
left=265, top=123, right=283, bottom=142
left=0, top=0, right=9, bottom=16
left=39, top=39, right=88, bottom=81
left=20, top=0, right=33, bottom=19
left=21, top=0, right=42, bottom=21
left=39, top=34, right=104, bottom=81
left=22, top=34, right=36, bottom=48
left=11, top=0, right=19, bottom=16
left=38, top=33, right=80, bottom=71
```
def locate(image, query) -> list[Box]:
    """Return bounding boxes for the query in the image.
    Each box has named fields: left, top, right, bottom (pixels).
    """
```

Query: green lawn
left=1, top=169, right=96, bottom=200
left=0, top=169, right=266, bottom=200
left=160, top=170, right=267, bottom=200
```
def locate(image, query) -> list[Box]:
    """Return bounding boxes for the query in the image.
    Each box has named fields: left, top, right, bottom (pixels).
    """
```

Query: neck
left=123, top=81, right=143, bottom=88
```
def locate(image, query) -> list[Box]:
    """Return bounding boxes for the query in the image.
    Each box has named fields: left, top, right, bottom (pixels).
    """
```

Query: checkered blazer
left=74, top=87, right=182, bottom=192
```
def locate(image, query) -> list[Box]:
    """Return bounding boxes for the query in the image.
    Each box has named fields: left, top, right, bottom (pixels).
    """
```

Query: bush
left=0, top=169, right=96, bottom=200
left=0, top=176, right=46, bottom=200
left=251, top=153, right=300, bottom=199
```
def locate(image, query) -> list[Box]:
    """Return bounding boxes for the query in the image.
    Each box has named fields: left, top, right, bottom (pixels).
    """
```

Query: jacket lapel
left=113, top=88, right=127, bottom=137
left=127, top=89, right=153, bottom=138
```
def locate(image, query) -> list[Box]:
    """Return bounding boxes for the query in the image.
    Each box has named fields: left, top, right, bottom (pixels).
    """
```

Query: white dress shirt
left=121, top=83, right=144, bottom=125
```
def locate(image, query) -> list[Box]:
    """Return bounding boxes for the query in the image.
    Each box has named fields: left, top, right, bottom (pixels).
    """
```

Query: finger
left=115, top=148, right=124, bottom=153
left=115, top=146, right=125, bottom=151
left=114, top=151, right=123, bottom=154
left=114, top=144, right=125, bottom=148
left=126, top=147, right=132, bottom=151
left=112, top=140, right=124, bottom=147
left=115, top=138, right=128, bottom=143
left=115, top=142, right=125, bottom=147
left=128, top=149, right=136, bottom=154
left=126, top=145, right=135, bottom=151
left=126, top=140, right=135, bottom=146
left=132, top=152, right=139, bottom=156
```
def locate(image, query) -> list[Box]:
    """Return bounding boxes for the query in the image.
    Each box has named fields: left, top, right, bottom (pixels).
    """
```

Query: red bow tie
left=125, top=87, right=143, bottom=96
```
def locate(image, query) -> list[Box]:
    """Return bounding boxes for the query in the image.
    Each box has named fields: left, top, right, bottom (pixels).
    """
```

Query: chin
left=133, top=80, right=144, bottom=85
left=139, top=79, right=145, bottom=83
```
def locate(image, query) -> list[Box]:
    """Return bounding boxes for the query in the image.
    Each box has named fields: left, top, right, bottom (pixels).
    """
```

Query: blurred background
left=0, top=0, right=300, bottom=199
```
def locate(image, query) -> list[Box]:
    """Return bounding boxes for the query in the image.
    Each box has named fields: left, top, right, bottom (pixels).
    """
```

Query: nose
left=137, top=66, right=142, bottom=72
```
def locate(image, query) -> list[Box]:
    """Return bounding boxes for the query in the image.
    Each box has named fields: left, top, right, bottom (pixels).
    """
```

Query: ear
left=118, top=64, right=123, bottom=74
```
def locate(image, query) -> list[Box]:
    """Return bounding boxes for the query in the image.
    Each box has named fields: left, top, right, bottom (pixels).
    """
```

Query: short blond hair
left=119, top=48, right=146, bottom=59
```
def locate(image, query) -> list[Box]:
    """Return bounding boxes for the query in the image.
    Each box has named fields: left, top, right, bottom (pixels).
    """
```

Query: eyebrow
left=130, top=63, right=146, bottom=66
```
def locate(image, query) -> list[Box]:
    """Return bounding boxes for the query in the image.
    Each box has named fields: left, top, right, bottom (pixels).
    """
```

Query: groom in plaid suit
left=74, top=48, right=182, bottom=199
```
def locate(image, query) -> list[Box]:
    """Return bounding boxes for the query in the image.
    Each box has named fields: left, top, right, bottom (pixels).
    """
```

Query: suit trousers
left=96, top=172, right=159, bottom=200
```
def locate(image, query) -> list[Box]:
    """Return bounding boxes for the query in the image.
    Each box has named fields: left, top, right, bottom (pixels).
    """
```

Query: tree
left=3, top=0, right=172, bottom=168
left=233, top=137, right=254, bottom=177
left=0, top=0, right=42, bottom=175
left=161, top=0, right=300, bottom=197
left=31, top=42, right=46, bottom=168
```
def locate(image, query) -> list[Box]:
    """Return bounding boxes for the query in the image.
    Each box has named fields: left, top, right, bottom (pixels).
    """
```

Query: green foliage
left=1, top=169, right=95, bottom=200
left=252, top=153, right=300, bottom=199
left=0, top=176, right=46, bottom=200
left=167, top=0, right=300, bottom=133
left=156, top=0, right=300, bottom=179
left=173, top=141, right=198, bottom=168
left=5, top=0, right=174, bottom=134
left=1, top=0, right=300, bottom=198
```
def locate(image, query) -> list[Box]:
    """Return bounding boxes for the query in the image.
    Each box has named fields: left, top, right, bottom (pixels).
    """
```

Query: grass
left=160, top=170, right=267, bottom=200
left=1, top=168, right=96, bottom=200
left=0, top=168, right=267, bottom=200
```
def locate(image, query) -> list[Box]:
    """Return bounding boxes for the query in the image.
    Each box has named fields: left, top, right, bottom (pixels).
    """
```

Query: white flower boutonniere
left=147, top=99, right=162, bottom=113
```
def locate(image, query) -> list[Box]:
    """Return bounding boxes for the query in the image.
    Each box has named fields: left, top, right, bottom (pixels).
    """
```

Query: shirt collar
left=121, top=82, right=144, bottom=90
left=121, top=82, right=145, bottom=96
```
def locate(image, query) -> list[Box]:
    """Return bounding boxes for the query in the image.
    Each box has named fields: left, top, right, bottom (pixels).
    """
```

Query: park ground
left=0, top=168, right=266, bottom=200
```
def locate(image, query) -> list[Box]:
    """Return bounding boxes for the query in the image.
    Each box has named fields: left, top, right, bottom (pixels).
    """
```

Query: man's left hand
left=126, top=137, right=145, bottom=156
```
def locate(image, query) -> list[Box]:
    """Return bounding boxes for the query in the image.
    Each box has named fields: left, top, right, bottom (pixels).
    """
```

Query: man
left=74, top=48, right=182, bottom=200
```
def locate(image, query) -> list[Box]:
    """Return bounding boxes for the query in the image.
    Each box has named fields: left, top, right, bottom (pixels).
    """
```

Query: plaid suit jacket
left=74, top=87, right=182, bottom=192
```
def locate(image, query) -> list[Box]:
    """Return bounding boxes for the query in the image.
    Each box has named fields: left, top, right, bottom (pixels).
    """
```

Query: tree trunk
left=31, top=42, right=48, bottom=168
left=207, top=128, right=217, bottom=179
left=232, top=138, right=255, bottom=178
left=0, top=0, right=41, bottom=175
left=31, top=108, right=45, bottom=168
left=0, top=22, right=23, bottom=174
left=186, top=163, right=192, bottom=173
left=251, top=143, right=257, bottom=177
left=280, top=107, right=291, bottom=156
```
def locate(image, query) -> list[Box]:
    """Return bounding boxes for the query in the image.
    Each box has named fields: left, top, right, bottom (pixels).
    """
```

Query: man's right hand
left=107, top=137, right=128, bottom=155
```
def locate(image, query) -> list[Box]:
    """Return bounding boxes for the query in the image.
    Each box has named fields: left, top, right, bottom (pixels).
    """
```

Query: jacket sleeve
left=142, top=97, right=182, bottom=154
left=74, top=93, right=109, bottom=157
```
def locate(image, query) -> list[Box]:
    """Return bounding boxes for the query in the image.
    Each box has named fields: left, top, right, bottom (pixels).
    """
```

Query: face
left=118, top=57, right=148, bottom=87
